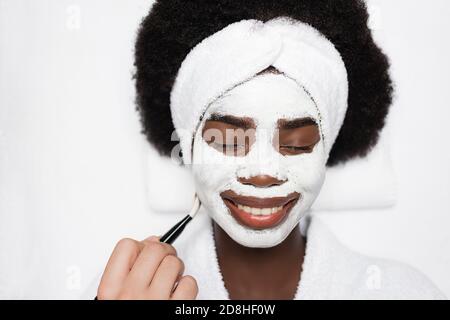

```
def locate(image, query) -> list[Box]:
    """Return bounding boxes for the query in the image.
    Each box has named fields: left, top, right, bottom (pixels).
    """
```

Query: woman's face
left=191, top=74, right=327, bottom=248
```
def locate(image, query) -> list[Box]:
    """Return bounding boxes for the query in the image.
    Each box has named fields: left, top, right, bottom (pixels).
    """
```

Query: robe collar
left=176, top=207, right=344, bottom=299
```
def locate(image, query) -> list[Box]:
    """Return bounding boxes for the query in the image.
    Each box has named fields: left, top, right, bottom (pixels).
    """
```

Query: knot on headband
left=170, top=18, right=348, bottom=165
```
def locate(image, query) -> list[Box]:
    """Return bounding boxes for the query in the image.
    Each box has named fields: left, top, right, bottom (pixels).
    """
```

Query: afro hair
left=134, top=0, right=393, bottom=167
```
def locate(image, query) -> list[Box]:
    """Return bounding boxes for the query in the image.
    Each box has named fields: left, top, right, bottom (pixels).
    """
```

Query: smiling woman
left=93, top=0, right=446, bottom=301
left=192, top=72, right=327, bottom=249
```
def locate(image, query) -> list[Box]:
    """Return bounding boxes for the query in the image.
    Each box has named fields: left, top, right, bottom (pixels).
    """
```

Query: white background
left=0, top=0, right=449, bottom=299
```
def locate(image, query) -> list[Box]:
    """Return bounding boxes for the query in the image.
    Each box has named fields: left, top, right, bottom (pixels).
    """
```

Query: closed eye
left=280, top=145, right=312, bottom=150
left=209, top=142, right=247, bottom=156
left=276, top=120, right=320, bottom=156
left=210, top=142, right=245, bottom=149
left=279, top=144, right=315, bottom=155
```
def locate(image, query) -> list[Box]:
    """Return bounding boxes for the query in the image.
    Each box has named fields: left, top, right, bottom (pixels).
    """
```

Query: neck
left=213, top=221, right=306, bottom=300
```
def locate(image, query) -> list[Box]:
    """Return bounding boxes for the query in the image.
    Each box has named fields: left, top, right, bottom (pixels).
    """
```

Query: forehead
left=204, top=74, right=319, bottom=126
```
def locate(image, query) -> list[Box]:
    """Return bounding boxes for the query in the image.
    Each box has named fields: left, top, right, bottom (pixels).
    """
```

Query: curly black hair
left=134, top=0, right=393, bottom=166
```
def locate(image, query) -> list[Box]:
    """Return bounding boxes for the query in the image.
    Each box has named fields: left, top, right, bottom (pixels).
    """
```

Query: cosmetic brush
left=160, top=195, right=201, bottom=245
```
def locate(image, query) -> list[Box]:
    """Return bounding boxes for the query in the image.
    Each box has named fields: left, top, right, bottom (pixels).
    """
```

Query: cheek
left=191, top=135, right=239, bottom=193
left=282, top=145, right=327, bottom=193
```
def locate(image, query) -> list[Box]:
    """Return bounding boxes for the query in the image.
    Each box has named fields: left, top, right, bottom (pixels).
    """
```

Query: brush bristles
left=189, top=195, right=201, bottom=218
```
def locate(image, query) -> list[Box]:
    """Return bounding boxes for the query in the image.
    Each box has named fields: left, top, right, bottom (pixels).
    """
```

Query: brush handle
left=159, top=214, right=192, bottom=245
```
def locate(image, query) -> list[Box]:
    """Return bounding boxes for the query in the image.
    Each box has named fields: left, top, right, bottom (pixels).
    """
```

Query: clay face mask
left=191, top=73, right=327, bottom=248
left=169, top=18, right=348, bottom=248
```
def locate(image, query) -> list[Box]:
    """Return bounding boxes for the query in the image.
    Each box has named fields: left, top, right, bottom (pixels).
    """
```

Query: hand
left=97, top=236, right=198, bottom=300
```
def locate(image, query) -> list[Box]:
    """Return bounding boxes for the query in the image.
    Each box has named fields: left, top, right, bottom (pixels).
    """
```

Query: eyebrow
left=206, top=114, right=255, bottom=130
left=278, top=117, right=318, bottom=130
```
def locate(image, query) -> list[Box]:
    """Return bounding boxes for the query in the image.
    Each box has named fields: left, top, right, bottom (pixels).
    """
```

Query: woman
left=95, top=0, right=445, bottom=300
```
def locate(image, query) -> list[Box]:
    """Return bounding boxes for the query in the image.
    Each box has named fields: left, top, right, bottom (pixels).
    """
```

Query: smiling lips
left=220, top=190, right=300, bottom=230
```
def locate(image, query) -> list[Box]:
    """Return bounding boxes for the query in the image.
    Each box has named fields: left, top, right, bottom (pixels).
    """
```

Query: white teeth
left=237, top=204, right=283, bottom=215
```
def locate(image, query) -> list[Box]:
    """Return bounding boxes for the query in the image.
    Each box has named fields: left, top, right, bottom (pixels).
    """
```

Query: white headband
left=170, top=17, right=348, bottom=164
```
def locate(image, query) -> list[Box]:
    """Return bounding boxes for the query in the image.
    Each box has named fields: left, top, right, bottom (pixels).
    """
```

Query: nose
left=238, top=175, right=286, bottom=188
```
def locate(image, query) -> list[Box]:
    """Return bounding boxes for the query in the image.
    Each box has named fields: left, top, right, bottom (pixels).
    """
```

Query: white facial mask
left=191, top=73, right=328, bottom=248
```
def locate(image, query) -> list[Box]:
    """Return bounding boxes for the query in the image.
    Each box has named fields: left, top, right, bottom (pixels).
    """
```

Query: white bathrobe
left=84, top=208, right=446, bottom=300
left=174, top=208, right=445, bottom=300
